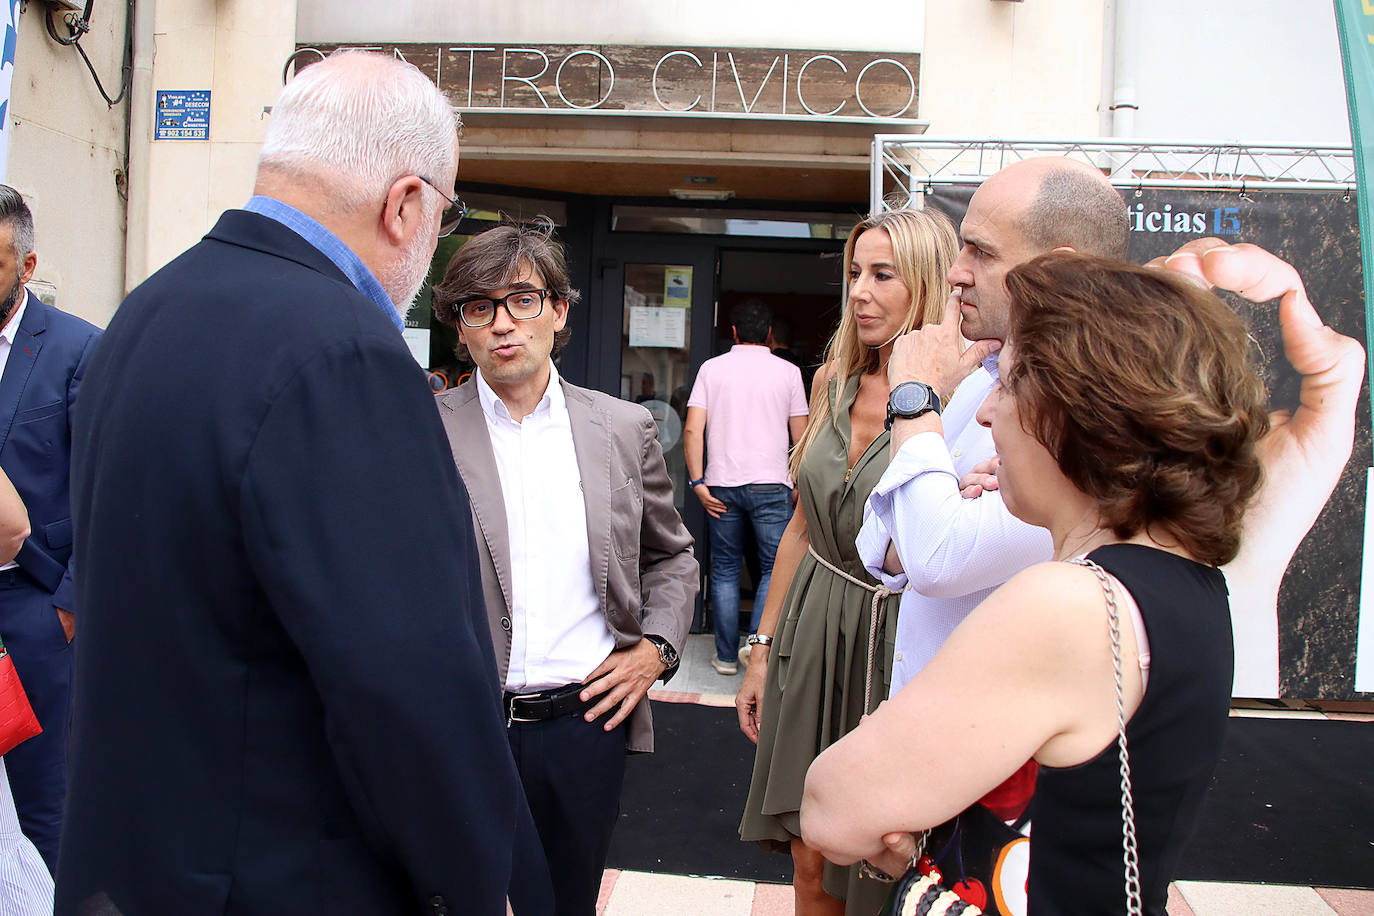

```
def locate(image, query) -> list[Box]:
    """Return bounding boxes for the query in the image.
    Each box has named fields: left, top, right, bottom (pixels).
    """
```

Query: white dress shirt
left=476, top=364, right=614, bottom=693
left=0, top=758, right=52, bottom=912
left=0, top=294, right=27, bottom=573
left=857, top=355, right=1054, bottom=694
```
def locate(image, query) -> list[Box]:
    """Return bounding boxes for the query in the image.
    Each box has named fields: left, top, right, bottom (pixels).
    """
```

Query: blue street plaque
left=154, top=90, right=211, bottom=140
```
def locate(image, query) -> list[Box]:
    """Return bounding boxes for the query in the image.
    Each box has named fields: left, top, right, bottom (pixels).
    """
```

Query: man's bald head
left=1004, top=158, right=1128, bottom=259
left=948, top=158, right=1128, bottom=341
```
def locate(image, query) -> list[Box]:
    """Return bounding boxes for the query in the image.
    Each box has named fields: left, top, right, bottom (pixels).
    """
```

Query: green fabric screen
left=1335, top=0, right=1374, bottom=410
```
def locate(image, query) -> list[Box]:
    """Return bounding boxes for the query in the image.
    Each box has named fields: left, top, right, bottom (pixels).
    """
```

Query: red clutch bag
left=0, top=643, right=41, bottom=757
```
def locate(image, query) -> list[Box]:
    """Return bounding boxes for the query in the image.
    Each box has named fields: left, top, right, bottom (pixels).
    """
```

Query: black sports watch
left=643, top=634, right=680, bottom=678
left=885, top=381, right=942, bottom=430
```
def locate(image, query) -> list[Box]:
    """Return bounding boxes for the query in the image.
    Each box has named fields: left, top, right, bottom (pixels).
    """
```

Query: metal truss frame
left=871, top=137, right=1357, bottom=210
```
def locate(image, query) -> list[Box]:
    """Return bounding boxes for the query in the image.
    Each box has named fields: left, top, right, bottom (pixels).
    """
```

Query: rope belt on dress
left=805, top=544, right=906, bottom=715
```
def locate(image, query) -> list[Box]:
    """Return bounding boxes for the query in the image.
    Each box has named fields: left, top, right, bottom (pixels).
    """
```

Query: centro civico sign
left=290, top=44, right=921, bottom=121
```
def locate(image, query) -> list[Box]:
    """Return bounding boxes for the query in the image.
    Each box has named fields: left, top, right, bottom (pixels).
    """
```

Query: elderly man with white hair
left=59, top=51, right=537, bottom=915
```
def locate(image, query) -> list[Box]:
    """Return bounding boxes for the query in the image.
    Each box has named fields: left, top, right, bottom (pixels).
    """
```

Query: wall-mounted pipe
left=1111, top=0, right=1138, bottom=140
left=1099, top=0, right=1117, bottom=137
left=122, top=0, right=153, bottom=293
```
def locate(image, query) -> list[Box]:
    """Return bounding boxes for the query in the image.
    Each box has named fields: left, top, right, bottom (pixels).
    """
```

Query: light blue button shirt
left=243, top=195, right=403, bottom=333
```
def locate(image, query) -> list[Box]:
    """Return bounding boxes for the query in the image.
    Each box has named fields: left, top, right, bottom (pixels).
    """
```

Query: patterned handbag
left=881, top=558, right=1144, bottom=916
left=0, top=638, right=41, bottom=757
left=883, top=804, right=1030, bottom=916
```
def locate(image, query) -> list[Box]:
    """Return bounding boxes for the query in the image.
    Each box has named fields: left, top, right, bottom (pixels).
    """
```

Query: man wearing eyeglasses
left=433, top=223, right=698, bottom=916
left=60, top=52, right=531, bottom=915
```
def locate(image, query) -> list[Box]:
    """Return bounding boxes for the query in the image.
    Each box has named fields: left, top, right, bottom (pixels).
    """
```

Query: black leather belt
left=504, top=683, right=594, bottom=726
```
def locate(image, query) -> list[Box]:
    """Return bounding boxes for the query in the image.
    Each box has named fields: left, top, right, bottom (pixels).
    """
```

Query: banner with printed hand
left=928, top=183, right=1371, bottom=701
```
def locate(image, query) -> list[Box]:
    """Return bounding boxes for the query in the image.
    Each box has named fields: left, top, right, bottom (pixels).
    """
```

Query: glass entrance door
left=593, top=229, right=844, bottom=635
left=593, top=239, right=714, bottom=628
left=619, top=262, right=697, bottom=510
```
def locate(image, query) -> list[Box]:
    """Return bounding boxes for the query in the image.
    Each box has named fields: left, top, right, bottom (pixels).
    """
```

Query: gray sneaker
left=710, top=656, right=738, bottom=676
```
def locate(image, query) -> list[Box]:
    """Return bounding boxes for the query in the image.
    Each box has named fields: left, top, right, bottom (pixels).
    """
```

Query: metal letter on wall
left=289, top=43, right=921, bottom=123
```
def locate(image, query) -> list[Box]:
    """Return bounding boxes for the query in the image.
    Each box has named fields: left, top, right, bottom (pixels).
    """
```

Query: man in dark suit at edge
left=60, top=51, right=537, bottom=915
left=433, top=224, right=698, bottom=916
left=0, top=186, right=100, bottom=873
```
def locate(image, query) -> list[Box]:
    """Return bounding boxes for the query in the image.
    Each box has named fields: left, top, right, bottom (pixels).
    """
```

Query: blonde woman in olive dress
left=737, top=207, right=958, bottom=915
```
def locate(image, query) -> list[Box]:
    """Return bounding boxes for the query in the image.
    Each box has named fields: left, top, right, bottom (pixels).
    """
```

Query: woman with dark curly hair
left=799, top=250, right=1274, bottom=916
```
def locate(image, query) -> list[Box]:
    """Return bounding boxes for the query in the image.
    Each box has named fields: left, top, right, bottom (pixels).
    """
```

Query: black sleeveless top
left=1027, top=544, right=1233, bottom=916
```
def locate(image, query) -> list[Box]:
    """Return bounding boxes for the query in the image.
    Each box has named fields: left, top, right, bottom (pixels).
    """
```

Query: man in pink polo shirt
left=684, top=300, right=809, bottom=675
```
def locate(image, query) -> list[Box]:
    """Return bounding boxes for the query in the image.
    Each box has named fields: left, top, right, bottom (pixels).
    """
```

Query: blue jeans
left=707, top=483, right=793, bottom=663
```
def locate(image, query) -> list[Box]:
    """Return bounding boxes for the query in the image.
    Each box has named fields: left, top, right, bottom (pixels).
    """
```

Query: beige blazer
left=435, top=375, right=698, bottom=753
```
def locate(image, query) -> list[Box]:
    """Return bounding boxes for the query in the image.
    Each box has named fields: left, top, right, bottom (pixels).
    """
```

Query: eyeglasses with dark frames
left=456, top=288, right=551, bottom=328
left=417, top=175, right=468, bottom=238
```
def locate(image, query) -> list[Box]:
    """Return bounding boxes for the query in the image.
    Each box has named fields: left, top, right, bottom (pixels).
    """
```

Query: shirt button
left=952, top=449, right=963, bottom=458
left=896, top=652, right=904, bottom=661
left=500, top=616, right=512, bottom=631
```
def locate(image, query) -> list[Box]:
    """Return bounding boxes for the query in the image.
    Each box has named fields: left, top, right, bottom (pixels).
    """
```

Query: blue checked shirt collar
left=243, top=195, right=403, bottom=333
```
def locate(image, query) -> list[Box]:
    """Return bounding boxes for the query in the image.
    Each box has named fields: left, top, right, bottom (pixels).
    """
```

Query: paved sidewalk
left=608, top=633, right=1374, bottom=916
left=595, top=869, right=1374, bottom=915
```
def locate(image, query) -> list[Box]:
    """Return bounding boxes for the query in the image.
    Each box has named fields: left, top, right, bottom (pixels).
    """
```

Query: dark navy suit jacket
left=59, top=210, right=529, bottom=915
left=0, top=290, right=100, bottom=612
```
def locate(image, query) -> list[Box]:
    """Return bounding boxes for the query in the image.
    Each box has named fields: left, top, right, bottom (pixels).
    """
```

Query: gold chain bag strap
left=876, top=559, right=1144, bottom=916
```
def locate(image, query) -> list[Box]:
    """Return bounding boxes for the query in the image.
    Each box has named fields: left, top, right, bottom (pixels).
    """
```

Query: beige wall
left=921, top=0, right=1105, bottom=137
left=1130, top=0, right=1348, bottom=144
left=297, top=0, right=925, bottom=53
left=7, top=1, right=297, bottom=325
left=8, top=2, right=131, bottom=326
left=132, top=0, right=296, bottom=288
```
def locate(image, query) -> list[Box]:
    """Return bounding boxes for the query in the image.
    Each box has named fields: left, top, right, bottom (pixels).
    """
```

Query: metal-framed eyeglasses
left=417, top=175, right=468, bottom=238
left=456, top=289, right=552, bottom=328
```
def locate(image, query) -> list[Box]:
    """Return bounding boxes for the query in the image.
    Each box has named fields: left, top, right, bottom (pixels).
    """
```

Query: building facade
left=7, top=0, right=1354, bottom=614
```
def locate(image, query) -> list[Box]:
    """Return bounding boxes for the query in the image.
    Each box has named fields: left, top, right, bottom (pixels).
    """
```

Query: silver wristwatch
left=643, top=634, right=679, bottom=669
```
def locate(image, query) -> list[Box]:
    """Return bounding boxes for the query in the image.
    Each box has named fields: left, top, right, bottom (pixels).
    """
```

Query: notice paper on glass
left=664, top=267, right=692, bottom=306
left=401, top=328, right=430, bottom=367
left=629, top=306, right=686, bottom=348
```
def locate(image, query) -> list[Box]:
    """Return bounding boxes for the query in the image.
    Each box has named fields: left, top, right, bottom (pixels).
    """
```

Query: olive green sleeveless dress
left=738, top=373, right=898, bottom=913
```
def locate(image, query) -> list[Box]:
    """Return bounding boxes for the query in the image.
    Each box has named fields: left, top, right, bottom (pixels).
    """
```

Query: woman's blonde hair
left=789, top=207, right=958, bottom=479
